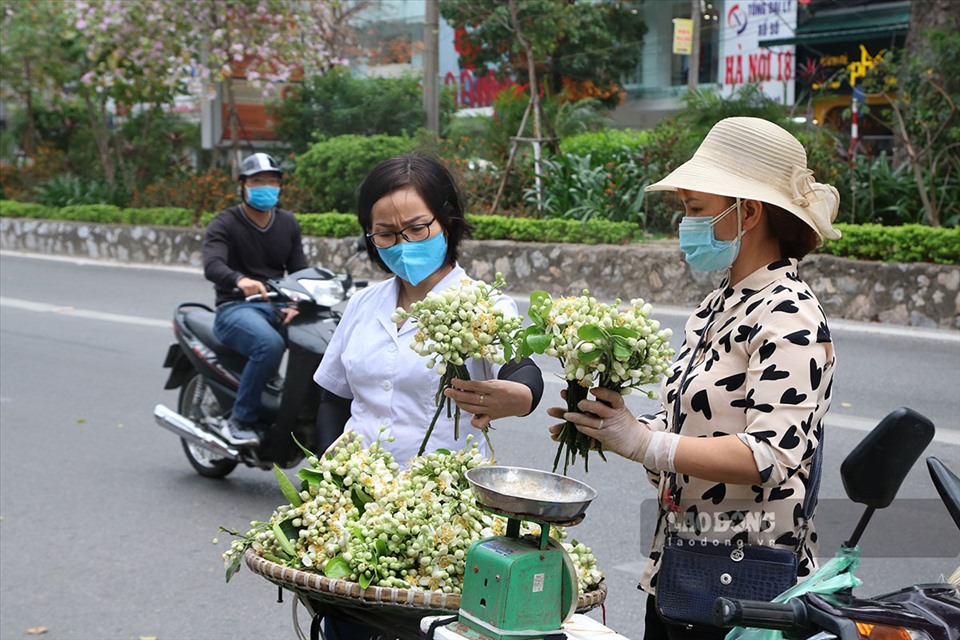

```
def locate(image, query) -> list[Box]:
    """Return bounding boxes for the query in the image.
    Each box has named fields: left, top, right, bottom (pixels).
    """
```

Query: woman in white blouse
left=313, top=153, right=544, bottom=639
left=314, top=153, right=543, bottom=466
left=549, top=117, right=841, bottom=640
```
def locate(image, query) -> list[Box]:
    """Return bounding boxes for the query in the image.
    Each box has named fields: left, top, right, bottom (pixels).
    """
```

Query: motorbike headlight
left=296, top=278, right=345, bottom=307
left=855, top=622, right=933, bottom=640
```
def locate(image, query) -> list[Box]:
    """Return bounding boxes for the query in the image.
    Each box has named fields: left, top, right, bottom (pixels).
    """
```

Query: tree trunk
left=904, top=0, right=957, bottom=64
left=508, top=0, right=544, bottom=213
left=897, top=0, right=957, bottom=227
left=81, top=90, right=116, bottom=185
left=223, top=76, right=241, bottom=180
left=21, top=62, right=37, bottom=158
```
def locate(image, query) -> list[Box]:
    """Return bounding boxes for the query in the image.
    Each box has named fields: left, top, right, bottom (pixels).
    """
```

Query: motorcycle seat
left=183, top=308, right=240, bottom=358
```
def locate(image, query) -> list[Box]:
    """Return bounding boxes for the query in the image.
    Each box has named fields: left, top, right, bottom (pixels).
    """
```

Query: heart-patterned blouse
left=639, top=258, right=835, bottom=594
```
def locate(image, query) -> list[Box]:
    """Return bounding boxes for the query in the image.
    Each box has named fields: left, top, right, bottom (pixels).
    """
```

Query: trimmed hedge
left=0, top=200, right=194, bottom=226
left=826, top=224, right=960, bottom=265
left=467, top=215, right=643, bottom=244
left=2, top=200, right=958, bottom=264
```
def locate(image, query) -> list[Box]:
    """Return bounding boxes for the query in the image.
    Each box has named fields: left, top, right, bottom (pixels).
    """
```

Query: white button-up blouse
left=313, top=265, right=518, bottom=466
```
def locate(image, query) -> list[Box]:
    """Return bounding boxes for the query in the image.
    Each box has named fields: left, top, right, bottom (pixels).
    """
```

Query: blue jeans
left=213, top=302, right=285, bottom=424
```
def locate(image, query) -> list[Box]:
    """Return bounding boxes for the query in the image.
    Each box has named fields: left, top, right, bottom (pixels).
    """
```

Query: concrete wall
left=3, top=217, right=958, bottom=330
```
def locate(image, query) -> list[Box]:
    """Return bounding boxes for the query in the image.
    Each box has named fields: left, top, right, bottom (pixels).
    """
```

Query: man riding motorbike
left=202, top=152, right=309, bottom=447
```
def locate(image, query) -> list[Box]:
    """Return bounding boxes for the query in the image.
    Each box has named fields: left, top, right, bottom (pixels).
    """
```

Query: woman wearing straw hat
left=549, top=117, right=841, bottom=639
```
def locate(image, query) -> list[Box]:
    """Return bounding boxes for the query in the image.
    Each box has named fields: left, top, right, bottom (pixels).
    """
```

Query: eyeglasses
left=366, top=218, right=437, bottom=248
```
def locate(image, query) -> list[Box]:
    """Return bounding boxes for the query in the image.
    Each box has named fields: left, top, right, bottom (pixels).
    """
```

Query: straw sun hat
left=645, top=117, right=841, bottom=241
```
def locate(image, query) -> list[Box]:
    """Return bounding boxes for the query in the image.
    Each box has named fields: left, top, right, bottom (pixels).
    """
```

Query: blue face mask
left=246, top=186, right=280, bottom=211
left=678, top=200, right=743, bottom=272
left=377, top=232, right=448, bottom=286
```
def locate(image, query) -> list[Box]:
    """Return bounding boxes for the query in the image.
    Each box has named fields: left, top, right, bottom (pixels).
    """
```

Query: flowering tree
left=72, top=0, right=341, bottom=182
left=440, top=0, right=645, bottom=108
left=0, top=0, right=82, bottom=158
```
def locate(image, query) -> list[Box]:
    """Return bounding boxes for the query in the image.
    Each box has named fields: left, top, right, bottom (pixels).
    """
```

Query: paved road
left=1, top=251, right=958, bottom=640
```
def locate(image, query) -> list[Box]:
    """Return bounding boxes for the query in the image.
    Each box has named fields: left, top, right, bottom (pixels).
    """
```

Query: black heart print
left=769, top=486, right=796, bottom=502
left=809, top=358, right=823, bottom=390
left=773, top=300, right=799, bottom=314
left=780, top=388, right=807, bottom=405
left=758, top=340, right=776, bottom=362
left=779, top=425, right=802, bottom=449
left=690, top=389, right=712, bottom=419
left=716, top=372, right=746, bottom=391
left=784, top=329, right=811, bottom=345
left=760, top=364, right=790, bottom=381
left=702, top=483, right=726, bottom=505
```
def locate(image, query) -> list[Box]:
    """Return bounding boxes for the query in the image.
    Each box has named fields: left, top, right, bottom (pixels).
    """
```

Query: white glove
left=558, top=387, right=680, bottom=471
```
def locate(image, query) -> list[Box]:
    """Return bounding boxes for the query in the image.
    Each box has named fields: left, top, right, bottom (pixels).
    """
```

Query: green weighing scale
left=432, top=466, right=598, bottom=640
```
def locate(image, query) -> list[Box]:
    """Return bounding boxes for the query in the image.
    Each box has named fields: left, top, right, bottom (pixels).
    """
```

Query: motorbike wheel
left=178, top=372, right=238, bottom=479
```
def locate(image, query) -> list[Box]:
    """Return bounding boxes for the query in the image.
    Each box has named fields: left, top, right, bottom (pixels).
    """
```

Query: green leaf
left=375, top=539, right=388, bottom=556
left=529, top=290, right=552, bottom=310
left=608, top=327, right=639, bottom=339
left=577, top=349, right=603, bottom=363
left=290, top=433, right=316, bottom=460
left=613, top=341, right=633, bottom=359
left=272, top=522, right=297, bottom=558
left=502, top=339, right=514, bottom=362
left=359, top=573, right=373, bottom=588
left=351, top=486, right=373, bottom=511
left=273, top=464, right=303, bottom=507
left=577, top=324, right=606, bottom=341
left=296, top=467, right=325, bottom=486
left=324, top=555, right=352, bottom=579
left=525, top=333, right=553, bottom=354
left=225, top=544, right=246, bottom=583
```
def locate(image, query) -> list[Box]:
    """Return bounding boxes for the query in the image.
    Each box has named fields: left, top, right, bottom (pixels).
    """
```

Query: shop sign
left=719, top=0, right=797, bottom=104
left=673, top=18, right=694, bottom=55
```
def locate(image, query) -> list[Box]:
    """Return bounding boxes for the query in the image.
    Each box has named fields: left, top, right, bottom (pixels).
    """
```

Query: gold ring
left=599, top=419, right=604, bottom=429
left=479, top=393, right=484, bottom=405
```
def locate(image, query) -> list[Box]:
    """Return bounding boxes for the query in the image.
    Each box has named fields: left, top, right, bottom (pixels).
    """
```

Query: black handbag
left=653, top=301, right=822, bottom=627
left=655, top=536, right=798, bottom=626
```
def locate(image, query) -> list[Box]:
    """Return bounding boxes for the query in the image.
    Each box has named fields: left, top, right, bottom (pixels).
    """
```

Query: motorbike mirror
left=926, top=457, right=960, bottom=531
left=840, top=407, right=934, bottom=509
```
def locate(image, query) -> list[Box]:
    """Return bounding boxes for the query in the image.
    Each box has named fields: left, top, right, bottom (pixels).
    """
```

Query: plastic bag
left=724, top=546, right=862, bottom=640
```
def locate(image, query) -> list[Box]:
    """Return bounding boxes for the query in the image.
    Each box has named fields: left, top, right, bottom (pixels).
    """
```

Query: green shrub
left=56, top=204, right=124, bottom=223
left=560, top=129, right=650, bottom=166
left=33, top=174, right=129, bottom=207
left=524, top=154, right=648, bottom=225
left=0, top=200, right=57, bottom=218
left=295, top=135, right=418, bottom=214
left=467, top=214, right=642, bottom=244
left=269, top=68, right=453, bottom=156
left=297, top=213, right=363, bottom=238
left=821, top=223, right=960, bottom=264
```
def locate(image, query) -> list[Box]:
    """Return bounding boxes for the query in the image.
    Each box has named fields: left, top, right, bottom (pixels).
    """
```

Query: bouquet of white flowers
left=392, top=274, right=522, bottom=456
left=517, top=290, right=675, bottom=474
left=221, top=434, right=604, bottom=595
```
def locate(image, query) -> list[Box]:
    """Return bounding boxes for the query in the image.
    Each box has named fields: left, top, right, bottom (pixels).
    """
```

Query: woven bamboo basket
left=244, top=548, right=607, bottom=639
